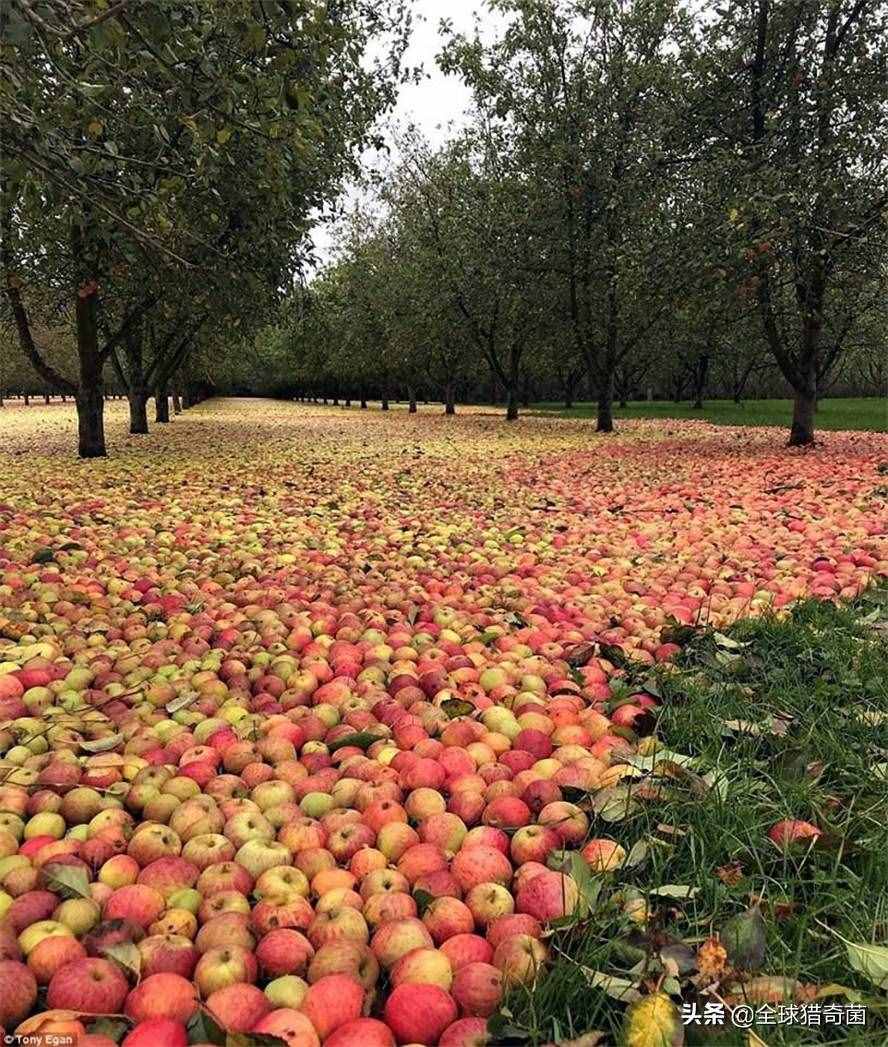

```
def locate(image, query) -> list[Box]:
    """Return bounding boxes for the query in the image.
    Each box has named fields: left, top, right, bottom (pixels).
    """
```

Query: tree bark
left=444, top=380, right=456, bottom=415
left=128, top=392, right=148, bottom=434
left=123, top=323, right=148, bottom=435
left=155, top=383, right=170, bottom=423
left=692, top=353, right=710, bottom=409
left=44, top=392, right=50, bottom=405
left=408, top=386, right=417, bottom=413
left=506, top=385, right=519, bottom=421
left=360, top=395, right=368, bottom=409
left=789, top=364, right=817, bottom=446
left=74, top=289, right=106, bottom=458
left=24, top=392, right=30, bottom=406
left=172, top=393, right=182, bottom=414
left=596, top=367, right=614, bottom=433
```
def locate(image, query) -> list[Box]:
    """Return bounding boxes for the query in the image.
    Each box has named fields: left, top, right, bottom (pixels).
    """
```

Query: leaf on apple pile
left=412, top=889, right=434, bottom=916
left=441, top=698, right=475, bottom=719
left=31, top=546, right=56, bottom=564
left=228, top=1033, right=290, bottom=1047
left=721, top=905, right=766, bottom=971
left=570, top=851, right=603, bottom=914
left=327, top=731, right=379, bottom=753
left=102, top=941, right=142, bottom=982
left=188, top=1008, right=226, bottom=1045
left=621, top=991, right=684, bottom=1046
left=165, top=692, right=198, bottom=714
left=87, top=1017, right=130, bottom=1041
left=597, top=643, right=631, bottom=669
left=43, top=862, right=92, bottom=900
left=566, top=642, right=597, bottom=668
left=80, top=733, right=124, bottom=753
left=660, top=623, right=699, bottom=646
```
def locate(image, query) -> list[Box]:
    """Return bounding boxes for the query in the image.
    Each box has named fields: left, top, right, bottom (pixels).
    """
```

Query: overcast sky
left=311, top=0, right=504, bottom=264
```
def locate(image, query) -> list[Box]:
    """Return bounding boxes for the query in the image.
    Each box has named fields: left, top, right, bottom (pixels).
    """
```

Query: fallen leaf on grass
left=840, top=936, right=888, bottom=990
left=583, top=968, right=643, bottom=1003
left=622, top=992, right=685, bottom=1047
left=649, top=885, right=699, bottom=900
left=715, top=861, right=744, bottom=886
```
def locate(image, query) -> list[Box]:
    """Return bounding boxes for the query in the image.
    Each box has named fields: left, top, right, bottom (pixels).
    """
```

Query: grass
left=530, top=397, right=887, bottom=432
left=496, top=589, right=888, bottom=1045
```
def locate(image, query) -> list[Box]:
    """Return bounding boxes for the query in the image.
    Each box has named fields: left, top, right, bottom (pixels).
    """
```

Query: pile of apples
left=0, top=608, right=654, bottom=1046
left=0, top=403, right=885, bottom=1045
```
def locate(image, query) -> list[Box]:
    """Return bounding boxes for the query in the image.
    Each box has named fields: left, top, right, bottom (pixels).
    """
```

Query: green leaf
left=102, top=941, right=141, bottom=981
left=583, top=968, right=643, bottom=1003
left=327, top=731, right=379, bottom=753
left=86, top=1018, right=129, bottom=1043
left=593, top=785, right=641, bottom=823
left=43, top=862, right=92, bottom=900
left=412, top=889, right=434, bottom=916
left=187, top=1010, right=226, bottom=1046
left=841, top=937, right=888, bottom=990
left=227, top=1033, right=289, bottom=1047
left=216, top=128, right=233, bottom=145
left=648, top=884, right=699, bottom=900
left=624, top=750, right=697, bottom=773
left=623, top=839, right=650, bottom=869
left=31, top=547, right=55, bottom=564
left=441, top=698, right=475, bottom=719
left=569, top=851, right=602, bottom=914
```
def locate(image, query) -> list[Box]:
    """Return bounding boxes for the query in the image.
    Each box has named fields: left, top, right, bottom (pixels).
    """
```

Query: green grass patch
left=495, top=590, right=888, bottom=1045
left=530, top=397, right=887, bottom=432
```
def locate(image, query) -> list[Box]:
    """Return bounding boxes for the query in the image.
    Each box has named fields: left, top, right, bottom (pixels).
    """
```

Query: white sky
left=311, top=0, right=503, bottom=265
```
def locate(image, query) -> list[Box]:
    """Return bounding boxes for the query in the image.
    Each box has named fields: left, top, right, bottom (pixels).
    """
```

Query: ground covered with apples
left=0, top=399, right=886, bottom=1047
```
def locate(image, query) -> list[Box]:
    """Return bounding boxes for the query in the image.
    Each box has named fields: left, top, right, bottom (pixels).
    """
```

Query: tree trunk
left=692, top=353, right=710, bottom=409
left=596, top=367, right=614, bottom=433
left=24, top=392, right=29, bottom=406
left=44, top=391, right=50, bottom=405
left=74, top=290, right=106, bottom=458
left=360, top=395, right=367, bottom=409
left=381, top=383, right=389, bottom=411
left=521, top=375, right=531, bottom=409
left=789, top=383, right=816, bottom=446
left=408, top=386, right=417, bottom=413
left=444, top=380, right=456, bottom=415
left=155, top=383, right=170, bottom=423
left=506, top=385, right=519, bottom=421
left=128, top=392, right=148, bottom=434
left=344, top=398, right=351, bottom=407
left=172, top=393, right=182, bottom=414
